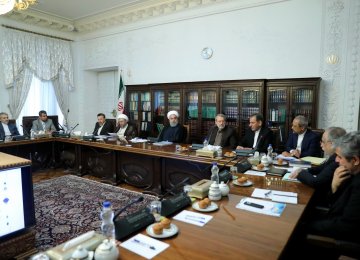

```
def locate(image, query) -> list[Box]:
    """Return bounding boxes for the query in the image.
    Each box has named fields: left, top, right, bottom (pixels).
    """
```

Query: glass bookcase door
left=168, top=90, right=181, bottom=112
left=140, top=92, right=151, bottom=136
left=128, top=92, right=139, bottom=121
left=240, top=88, right=261, bottom=136
left=222, top=89, right=239, bottom=129
left=201, top=89, right=217, bottom=137
left=291, top=87, right=315, bottom=126
left=268, top=87, right=288, bottom=141
left=153, top=90, right=165, bottom=135
left=185, top=90, right=199, bottom=142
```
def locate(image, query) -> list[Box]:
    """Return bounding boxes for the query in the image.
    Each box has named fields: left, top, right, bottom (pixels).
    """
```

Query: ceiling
left=31, top=0, right=148, bottom=21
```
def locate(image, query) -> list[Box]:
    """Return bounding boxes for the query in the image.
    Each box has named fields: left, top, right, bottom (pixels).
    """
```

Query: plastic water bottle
left=267, top=144, right=273, bottom=163
left=100, top=201, right=115, bottom=243
left=211, top=162, right=219, bottom=184
left=203, top=138, right=209, bottom=148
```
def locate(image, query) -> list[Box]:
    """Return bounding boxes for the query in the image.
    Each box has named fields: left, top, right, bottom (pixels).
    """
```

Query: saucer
left=252, top=166, right=269, bottom=172
left=233, top=179, right=253, bottom=187
left=146, top=223, right=178, bottom=238
left=192, top=201, right=218, bottom=212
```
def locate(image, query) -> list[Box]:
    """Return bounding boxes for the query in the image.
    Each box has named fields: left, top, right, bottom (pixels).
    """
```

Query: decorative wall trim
left=3, top=0, right=287, bottom=34
left=319, top=0, right=360, bottom=131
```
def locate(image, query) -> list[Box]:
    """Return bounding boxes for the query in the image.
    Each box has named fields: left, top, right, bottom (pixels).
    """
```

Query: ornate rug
left=33, top=175, right=156, bottom=251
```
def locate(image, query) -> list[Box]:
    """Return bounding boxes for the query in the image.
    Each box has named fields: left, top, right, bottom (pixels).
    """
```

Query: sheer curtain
left=17, top=75, right=64, bottom=134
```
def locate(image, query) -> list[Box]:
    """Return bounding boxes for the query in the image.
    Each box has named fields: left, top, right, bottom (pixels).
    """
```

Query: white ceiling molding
left=3, top=0, right=287, bottom=34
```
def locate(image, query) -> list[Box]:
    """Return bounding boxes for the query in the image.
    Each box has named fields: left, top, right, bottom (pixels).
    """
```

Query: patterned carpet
left=33, top=175, right=156, bottom=251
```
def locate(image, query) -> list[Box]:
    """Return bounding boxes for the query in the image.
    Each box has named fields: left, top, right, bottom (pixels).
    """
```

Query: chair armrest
left=307, top=234, right=336, bottom=248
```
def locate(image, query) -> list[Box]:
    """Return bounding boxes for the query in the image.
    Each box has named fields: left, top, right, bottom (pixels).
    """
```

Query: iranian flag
left=117, top=74, right=125, bottom=114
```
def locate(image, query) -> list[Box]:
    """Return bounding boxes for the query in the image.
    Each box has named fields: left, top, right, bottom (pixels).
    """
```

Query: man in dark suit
left=207, top=114, right=237, bottom=149
left=115, top=114, right=137, bottom=140
left=282, top=115, right=321, bottom=158
left=289, top=127, right=346, bottom=205
left=92, top=113, right=115, bottom=135
left=0, top=112, right=20, bottom=140
left=158, top=110, right=186, bottom=143
left=237, top=113, right=273, bottom=153
left=31, top=110, right=57, bottom=133
left=308, top=131, right=360, bottom=244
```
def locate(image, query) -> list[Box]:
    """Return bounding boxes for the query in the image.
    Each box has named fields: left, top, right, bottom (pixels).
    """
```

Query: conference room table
left=0, top=137, right=315, bottom=259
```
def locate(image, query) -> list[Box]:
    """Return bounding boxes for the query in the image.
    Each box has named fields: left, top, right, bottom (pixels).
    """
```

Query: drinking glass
left=230, top=166, right=237, bottom=180
left=149, top=201, right=162, bottom=222
left=183, top=185, right=192, bottom=195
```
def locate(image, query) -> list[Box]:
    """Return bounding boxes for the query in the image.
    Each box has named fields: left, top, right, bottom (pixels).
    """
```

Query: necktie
left=214, top=130, right=222, bottom=146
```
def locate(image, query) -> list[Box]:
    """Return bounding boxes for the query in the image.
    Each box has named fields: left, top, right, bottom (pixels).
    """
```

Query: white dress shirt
left=252, top=129, right=260, bottom=148
left=2, top=123, right=11, bottom=136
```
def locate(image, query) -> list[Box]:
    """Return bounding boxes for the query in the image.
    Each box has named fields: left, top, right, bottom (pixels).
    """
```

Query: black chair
left=22, top=115, right=60, bottom=135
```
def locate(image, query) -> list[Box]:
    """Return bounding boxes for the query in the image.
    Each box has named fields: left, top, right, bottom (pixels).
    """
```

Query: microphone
left=58, top=123, right=65, bottom=131
left=159, top=177, right=190, bottom=201
left=20, top=125, right=30, bottom=137
left=113, top=196, right=144, bottom=221
left=68, top=123, right=79, bottom=133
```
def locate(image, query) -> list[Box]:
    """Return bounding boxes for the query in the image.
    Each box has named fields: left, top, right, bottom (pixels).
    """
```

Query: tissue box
left=196, top=149, right=216, bottom=158
left=188, top=179, right=213, bottom=199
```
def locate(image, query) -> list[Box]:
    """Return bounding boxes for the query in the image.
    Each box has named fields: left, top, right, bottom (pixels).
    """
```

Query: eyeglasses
left=320, top=139, right=331, bottom=144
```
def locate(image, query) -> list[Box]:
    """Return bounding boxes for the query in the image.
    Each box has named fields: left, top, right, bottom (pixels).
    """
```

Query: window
left=17, top=75, right=64, bottom=134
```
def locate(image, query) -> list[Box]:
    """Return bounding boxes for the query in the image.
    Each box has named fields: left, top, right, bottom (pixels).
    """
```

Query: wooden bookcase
left=126, top=78, right=320, bottom=145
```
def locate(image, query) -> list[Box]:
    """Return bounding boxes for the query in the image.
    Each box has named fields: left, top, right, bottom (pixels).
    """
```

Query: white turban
left=167, top=110, right=179, bottom=119
left=117, top=114, right=129, bottom=121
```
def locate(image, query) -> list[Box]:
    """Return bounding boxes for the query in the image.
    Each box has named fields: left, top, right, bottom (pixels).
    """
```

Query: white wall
left=1, top=0, right=359, bottom=133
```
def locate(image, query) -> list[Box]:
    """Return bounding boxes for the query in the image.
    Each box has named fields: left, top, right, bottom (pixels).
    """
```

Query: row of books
left=140, top=121, right=152, bottom=131
left=223, top=106, right=238, bottom=119
left=240, top=107, right=260, bottom=120
left=129, top=101, right=138, bottom=111
left=140, top=92, right=151, bottom=101
left=269, top=90, right=286, bottom=103
left=242, top=90, right=259, bottom=104
left=202, top=92, right=216, bottom=103
left=129, top=93, right=139, bottom=101
left=202, top=106, right=217, bottom=119
left=142, top=101, right=151, bottom=111
left=129, top=111, right=139, bottom=121
left=293, top=89, right=313, bottom=103
left=142, top=111, right=152, bottom=122
left=187, top=93, right=198, bottom=102
left=269, top=108, right=286, bottom=122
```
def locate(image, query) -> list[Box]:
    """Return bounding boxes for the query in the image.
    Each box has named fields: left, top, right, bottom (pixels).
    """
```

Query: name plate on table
left=196, top=149, right=216, bottom=158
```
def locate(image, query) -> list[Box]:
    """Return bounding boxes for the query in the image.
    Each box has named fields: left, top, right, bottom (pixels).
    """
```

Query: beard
left=170, top=121, right=178, bottom=127
left=217, top=125, right=225, bottom=130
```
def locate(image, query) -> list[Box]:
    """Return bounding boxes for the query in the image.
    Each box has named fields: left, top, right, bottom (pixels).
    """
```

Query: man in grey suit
left=31, top=110, right=56, bottom=132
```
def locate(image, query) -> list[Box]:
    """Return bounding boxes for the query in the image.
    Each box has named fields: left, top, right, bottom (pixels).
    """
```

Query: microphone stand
left=20, top=125, right=29, bottom=138
left=67, top=123, right=79, bottom=134
left=158, top=177, right=190, bottom=200
left=113, top=196, right=144, bottom=221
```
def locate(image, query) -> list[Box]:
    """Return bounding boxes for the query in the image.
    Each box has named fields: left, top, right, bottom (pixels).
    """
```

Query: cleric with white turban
left=158, top=110, right=186, bottom=143
left=116, top=113, right=129, bottom=138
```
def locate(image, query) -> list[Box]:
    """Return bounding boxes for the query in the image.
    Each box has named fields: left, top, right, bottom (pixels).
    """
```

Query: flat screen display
left=0, top=166, right=35, bottom=241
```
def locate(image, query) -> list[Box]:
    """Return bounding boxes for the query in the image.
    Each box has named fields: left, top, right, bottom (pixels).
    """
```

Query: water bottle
left=211, top=162, right=219, bottom=184
left=217, top=147, right=223, bottom=158
left=267, top=144, right=273, bottom=163
left=100, top=201, right=115, bottom=243
left=203, top=138, right=209, bottom=148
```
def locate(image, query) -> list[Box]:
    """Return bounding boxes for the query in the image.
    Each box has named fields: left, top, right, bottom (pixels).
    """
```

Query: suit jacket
left=158, top=124, right=186, bottom=143
left=0, top=123, right=20, bottom=139
left=31, top=118, right=56, bottom=132
left=207, top=125, right=237, bottom=149
left=239, top=127, right=273, bottom=153
left=285, top=129, right=321, bottom=157
left=297, top=154, right=338, bottom=206
left=309, top=174, right=360, bottom=242
left=92, top=120, right=115, bottom=135
left=114, top=123, right=138, bottom=139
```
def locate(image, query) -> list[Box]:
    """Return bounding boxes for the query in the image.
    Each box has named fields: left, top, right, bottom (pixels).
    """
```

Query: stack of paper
left=251, top=188, right=298, bottom=204
left=282, top=172, right=301, bottom=183
left=153, top=141, right=173, bottom=146
left=173, top=210, right=213, bottom=227
left=301, top=156, right=326, bottom=166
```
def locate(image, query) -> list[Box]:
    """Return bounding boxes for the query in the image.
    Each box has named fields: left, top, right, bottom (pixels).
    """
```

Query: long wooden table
left=1, top=138, right=314, bottom=258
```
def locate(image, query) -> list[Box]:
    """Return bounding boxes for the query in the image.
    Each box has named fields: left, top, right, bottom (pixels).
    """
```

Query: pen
left=272, top=193, right=297, bottom=198
left=133, top=238, right=156, bottom=250
left=185, top=215, right=206, bottom=220
left=185, top=216, right=205, bottom=223
left=222, top=205, right=236, bottom=221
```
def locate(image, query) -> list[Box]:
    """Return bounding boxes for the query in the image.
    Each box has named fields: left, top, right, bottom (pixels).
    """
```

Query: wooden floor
left=32, top=168, right=145, bottom=193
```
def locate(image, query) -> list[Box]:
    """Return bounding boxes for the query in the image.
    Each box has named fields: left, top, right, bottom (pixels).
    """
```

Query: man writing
left=237, top=113, right=273, bottom=153
left=0, top=112, right=20, bottom=140
left=31, top=110, right=56, bottom=133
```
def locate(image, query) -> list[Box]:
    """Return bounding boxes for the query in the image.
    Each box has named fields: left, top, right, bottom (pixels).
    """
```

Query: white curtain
left=1, top=28, right=74, bottom=120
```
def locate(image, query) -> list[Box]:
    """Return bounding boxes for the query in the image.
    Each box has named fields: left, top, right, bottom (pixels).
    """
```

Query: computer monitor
left=0, top=165, right=35, bottom=241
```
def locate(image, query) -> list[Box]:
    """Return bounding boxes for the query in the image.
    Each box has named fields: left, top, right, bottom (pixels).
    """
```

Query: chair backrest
left=22, top=115, right=59, bottom=135
left=8, top=119, right=16, bottom=125
left=183, top=124, right=190, bottom=144
left=269, top=126, right=284, bottom=152
left=310, top=128, right=325, bottom=138
left=107, top=119, right=117, bottom=132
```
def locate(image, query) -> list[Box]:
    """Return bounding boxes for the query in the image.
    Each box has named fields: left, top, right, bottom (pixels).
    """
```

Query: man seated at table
left=158, top=110, right=186, bottom=143
left=236, top=113, right=273, bottom=153
left=304, top=131, right=360, bottom=257
left=115, top=114, right=137, bottom=140
left=31, top=110, right=56, bottom=133
left=92, top=113, right=115, bottom=136
left=207, top=114, right=237, bottom=149
left=282, top=115, right=321, bottom=158
left=289, top=127, right=346, bottom=205
left=0, top=112, right=20, bottom=140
